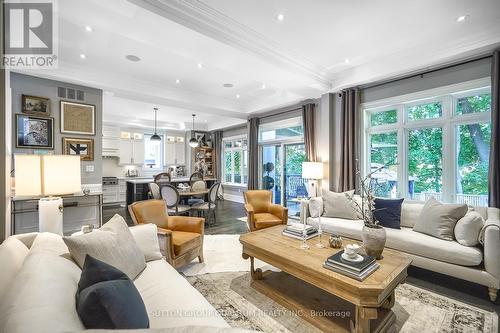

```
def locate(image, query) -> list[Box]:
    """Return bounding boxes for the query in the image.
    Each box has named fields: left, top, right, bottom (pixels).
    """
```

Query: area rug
left=178, top=235, right=275, bottom=276
left=182, top=235, right=498, bottom=332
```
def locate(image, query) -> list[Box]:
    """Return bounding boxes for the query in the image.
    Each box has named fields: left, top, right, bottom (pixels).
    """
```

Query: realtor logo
left=2, top=0, right=58, bottom=69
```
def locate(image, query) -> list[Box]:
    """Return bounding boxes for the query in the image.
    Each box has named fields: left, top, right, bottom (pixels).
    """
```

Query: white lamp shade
left=14, top=155, right=42, bottom=196
left=41, top=155, right=81, bottom=196
left=302, top=162, right=323, bottom=180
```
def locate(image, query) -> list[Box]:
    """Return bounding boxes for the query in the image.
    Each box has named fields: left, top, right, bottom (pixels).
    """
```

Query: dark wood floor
left=103, top=200, right=500, bottom=315
left=103, top=199, right=248, bottom=235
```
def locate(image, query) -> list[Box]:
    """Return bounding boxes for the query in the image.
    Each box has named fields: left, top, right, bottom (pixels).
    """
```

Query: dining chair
left=161, top=184, right=191, bottom=216
left=154, top=172, right=171, bottom=186
left=191, top=182, right=220, bottom=225
left=148, top=182, right=161, bottom=200
left=188, top=180, right=207, bottom=206
left=189, top=172, right=204, bottom=185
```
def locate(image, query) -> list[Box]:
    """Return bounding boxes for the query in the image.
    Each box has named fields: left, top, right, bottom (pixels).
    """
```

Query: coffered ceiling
left=16, top=0, right=500, bottom=130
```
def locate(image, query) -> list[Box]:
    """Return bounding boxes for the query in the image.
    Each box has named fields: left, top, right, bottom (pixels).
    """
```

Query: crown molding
left=129, top=0, right=332, bottom=89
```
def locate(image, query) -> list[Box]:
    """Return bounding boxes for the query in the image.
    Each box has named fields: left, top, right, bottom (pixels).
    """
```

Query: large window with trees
left=223, top=136, right=248, bottom=186
left=364, top=81, right=491, bottom=206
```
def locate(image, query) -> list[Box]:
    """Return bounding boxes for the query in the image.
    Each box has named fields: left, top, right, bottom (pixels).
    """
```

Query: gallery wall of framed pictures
left=16, top=94, right=97, bottom=161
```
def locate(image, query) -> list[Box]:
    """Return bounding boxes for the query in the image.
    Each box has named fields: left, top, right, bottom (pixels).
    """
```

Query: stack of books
left=282, top=223, right=318, bottom=240
left=323, top=251, right=379, bottom=281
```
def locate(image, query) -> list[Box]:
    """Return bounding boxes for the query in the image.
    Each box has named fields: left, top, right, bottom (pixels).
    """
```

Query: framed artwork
left=62, top=137, right=94, bottom=161
left=195, top=132, right=206, bottom=145
left=60, top=101, right=96, bottom=135
left=15, top=114, right=54, bottom=149
left=22, top=95, right=50, bottom=115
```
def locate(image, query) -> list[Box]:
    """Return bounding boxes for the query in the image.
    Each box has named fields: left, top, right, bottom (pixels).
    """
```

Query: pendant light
left=189, top=114, right=199, bottom=148
left=150, top=107, right=161, bottom=141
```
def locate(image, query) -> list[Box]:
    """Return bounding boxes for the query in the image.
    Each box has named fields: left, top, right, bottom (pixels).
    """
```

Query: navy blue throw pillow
left=373, top=198, right=404, bottom=229
left=76, top=255, right=149, bottom=329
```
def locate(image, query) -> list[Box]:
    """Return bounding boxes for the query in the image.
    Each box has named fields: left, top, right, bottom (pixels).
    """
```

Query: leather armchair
left=243, top=190, right=288, bottom=232
left=128, top=199, right=204, bottom=268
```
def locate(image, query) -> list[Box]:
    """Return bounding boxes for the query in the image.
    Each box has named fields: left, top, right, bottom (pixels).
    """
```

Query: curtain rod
left=362, top=55, right=492, bottom=90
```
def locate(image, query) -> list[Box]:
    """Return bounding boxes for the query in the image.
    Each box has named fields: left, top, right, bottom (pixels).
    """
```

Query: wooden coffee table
left=239, top=225, right=412, bottom=333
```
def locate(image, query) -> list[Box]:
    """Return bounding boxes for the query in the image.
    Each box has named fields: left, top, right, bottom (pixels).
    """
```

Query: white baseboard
left=224, top=193, right=245, bottom=203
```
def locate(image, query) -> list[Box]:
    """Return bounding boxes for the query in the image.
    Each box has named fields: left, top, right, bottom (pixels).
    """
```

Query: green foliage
left=457, top=94, right=491, bottom=115
left=371, top=110, right=397, bottom=126
left=285, top=144, right=306, bottom=175
left=408, top=127, right=443, bottom=194
left=408, top=102, right=442, bottom=121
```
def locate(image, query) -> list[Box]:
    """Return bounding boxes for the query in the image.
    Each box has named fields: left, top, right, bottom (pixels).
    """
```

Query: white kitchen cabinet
left=132, top=139, right=145, bottom=165
left=174, top=142, right=185, bottom=165
left=119, top=138, right=144, bottom=165
left=119, top=139, right=132, bottom=164
left=165, top=140, right=186, bottom=165
left=102, top=126, right=121, bottom=157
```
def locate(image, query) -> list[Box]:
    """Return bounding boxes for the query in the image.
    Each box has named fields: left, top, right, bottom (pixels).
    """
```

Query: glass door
left=284, top=143, right=307, bottom=218
left=261, top=144, right=282, bottom=204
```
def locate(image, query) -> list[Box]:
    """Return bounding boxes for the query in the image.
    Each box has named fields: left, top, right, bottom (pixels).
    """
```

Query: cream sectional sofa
left=302, top=199, right=500, bottom=301
left=0, top=231, right=250, bottom=333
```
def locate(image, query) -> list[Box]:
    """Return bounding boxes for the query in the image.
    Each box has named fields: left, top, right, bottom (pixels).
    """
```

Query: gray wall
left=10, top=73, right=103, bottom=184
left=361, top=57, right=491, bottom=103
left=223, top=125, right=247, bottom=138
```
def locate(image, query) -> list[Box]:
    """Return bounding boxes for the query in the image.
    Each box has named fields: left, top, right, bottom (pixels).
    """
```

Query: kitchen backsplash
left=102, top=157, right=167, bottom=178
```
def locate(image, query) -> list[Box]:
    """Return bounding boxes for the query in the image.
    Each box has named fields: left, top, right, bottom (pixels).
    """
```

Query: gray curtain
left=302, top=103, right=317, bottom=162
left=247, top=117, right=260, bottom=190
left=332, top=88, right=360, bottom=192
left=212, top=130, right=223, bottom=182
left=489, top=50, right=500, bottom=208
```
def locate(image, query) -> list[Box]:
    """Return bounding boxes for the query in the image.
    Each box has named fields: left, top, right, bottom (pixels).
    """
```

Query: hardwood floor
left=103, top=200, right=500, bottom=315
left=103, top=198, right=248, bottom=235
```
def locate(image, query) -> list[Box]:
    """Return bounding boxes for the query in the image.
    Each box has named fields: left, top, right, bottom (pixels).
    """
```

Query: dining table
left=177, top=189, right=209, bottom=197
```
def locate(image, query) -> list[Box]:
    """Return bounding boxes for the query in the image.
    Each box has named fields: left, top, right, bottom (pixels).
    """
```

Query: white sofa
left=0, top=231, right=250, bottom=333
left=302, top=199, right=500, bottom=301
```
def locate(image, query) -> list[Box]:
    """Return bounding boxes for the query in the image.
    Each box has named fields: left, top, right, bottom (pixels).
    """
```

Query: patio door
left=260, top=142, right=307, bottom=218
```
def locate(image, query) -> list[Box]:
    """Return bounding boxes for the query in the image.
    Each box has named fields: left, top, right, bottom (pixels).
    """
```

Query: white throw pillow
left=413, top=198, right=468, bottom=241
left=454, top=211, right=484, bottom=246
left=129, top=224, right=162, bottom=261
left=0, top=237, right=29, bottom=301
left=322, top=189, right=359, bottom=220
left=308, top=197, right=323, bottom=218
left=63, top=214, right=146, bottom=279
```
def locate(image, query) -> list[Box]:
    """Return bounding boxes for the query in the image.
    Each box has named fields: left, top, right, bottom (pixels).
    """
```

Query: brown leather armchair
left=243, top=190, right=288, bottom=232
left=128, top=199, right=204, bottom=268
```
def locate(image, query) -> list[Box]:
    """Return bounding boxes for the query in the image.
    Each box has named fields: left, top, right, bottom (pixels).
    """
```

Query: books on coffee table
left=282, top=223, right=318, bottom=240
left=323, top=251, right=379, bottom=281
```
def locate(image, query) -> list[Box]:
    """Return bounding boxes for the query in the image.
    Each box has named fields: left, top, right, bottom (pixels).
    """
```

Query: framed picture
left=60, top=101, right=96, bottom=135
left=22, top=95, right=50, bottom=115
left=15, top=114, right=54, bottom=149
left=195, top=132, right=206, bottom=145
left=62, top=137, right=94, bottom=161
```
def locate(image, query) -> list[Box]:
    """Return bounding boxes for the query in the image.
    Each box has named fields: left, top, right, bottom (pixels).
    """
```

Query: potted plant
left=345, top=163, right=389, bottom=259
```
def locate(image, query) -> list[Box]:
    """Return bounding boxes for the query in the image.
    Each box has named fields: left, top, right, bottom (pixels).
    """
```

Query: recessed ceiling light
left=344, top=58, right=350, bottom=64
left=277, top=14, right=284, bottom=21
left=223, top=83, right=234, bottom=88
left=261, top=83, right=266, bottom=89
left=79, top=54, right=86, bottom=59
left=84, top=26, right=92, bottom=32
left=197, top=63, right=203, bottom=69
left=175, top=79, right=181, bottom=84
left=236, top=94, right=240, bottom=99
left=456, top=15, right=469, bottom=22
left=125, top=55, right=141, bottom=62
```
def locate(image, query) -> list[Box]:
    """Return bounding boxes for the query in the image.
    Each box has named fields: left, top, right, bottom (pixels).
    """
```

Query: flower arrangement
left=344, top=163, right=390, bottom=227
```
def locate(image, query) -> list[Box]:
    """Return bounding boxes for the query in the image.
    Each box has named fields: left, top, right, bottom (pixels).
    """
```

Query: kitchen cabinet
left=102, top=126, right=120, bottom=157
left=165, top=136, right=186, bottom=165
left=119, top=138, right=144, bottom=165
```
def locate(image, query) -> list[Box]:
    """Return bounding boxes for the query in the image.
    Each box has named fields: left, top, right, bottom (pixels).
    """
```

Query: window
left=223, top=136, right=248, bottom=185
left=259, top=117, right=304, bottom=143
left=364, top=83, right=491, bottom=206
left=144, top=134, right=163, bottom=169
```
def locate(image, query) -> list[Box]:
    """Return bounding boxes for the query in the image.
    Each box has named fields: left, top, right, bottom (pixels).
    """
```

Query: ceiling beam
left=129, top=0, right=332, bottom=89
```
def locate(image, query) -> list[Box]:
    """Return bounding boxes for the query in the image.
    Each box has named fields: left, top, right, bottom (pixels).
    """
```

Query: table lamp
left=302, top=162, right=323, bottom=197
left=14, top=155, right=81, bottom=235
